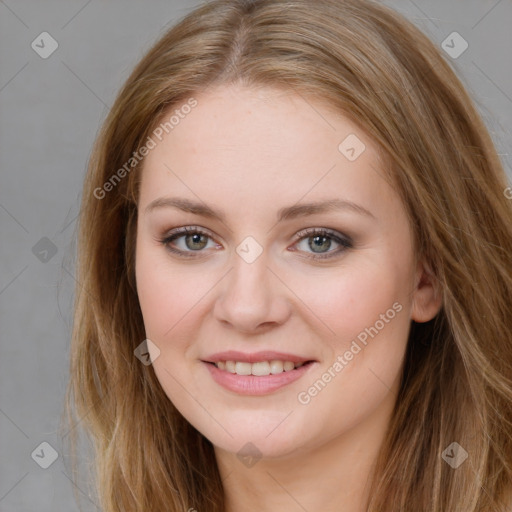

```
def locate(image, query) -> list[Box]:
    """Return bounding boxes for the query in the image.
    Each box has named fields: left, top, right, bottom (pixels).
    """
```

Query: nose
left=213, top=249, right=291, bottom=333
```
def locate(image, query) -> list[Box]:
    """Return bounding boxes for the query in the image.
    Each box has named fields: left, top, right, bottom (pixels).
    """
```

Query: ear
left=411, top=259, right=442, bottom=323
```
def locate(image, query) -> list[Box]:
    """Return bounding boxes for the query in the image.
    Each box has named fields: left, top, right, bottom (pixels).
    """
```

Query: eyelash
left=159, top=225, right=353, bottom=261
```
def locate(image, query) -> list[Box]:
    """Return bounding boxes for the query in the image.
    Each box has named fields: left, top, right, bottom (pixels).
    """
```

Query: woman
left=64, top=0, right=512, bottom=510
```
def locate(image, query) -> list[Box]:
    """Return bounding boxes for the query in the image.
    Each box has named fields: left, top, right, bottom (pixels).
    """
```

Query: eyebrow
left=144, top=196, right=376, bottom=222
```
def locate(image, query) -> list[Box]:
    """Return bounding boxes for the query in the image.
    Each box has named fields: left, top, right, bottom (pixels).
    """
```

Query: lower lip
left=202, top=361, right=316, bottom=395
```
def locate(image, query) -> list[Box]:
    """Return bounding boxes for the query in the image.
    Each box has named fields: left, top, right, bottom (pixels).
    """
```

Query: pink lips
left=201, top=351, right=317, bottom=395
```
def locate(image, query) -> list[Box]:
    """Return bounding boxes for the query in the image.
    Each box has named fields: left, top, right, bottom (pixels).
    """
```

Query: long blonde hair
left=63, top=0, right=512, bottom=510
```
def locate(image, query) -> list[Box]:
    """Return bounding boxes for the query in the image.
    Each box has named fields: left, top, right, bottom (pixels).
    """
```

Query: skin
left=135, top=84, right=442, bottom=512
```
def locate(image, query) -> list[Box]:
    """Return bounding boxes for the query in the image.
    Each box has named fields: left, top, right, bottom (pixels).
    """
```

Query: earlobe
left=411, top=260, right=443, bottom=323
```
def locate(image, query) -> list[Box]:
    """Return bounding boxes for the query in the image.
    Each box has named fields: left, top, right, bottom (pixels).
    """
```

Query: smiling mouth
left=205, top=360, right=315, bottom=376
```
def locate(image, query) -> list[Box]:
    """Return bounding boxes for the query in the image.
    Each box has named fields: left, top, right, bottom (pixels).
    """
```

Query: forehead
left=138, top=84, right=399, bottom=225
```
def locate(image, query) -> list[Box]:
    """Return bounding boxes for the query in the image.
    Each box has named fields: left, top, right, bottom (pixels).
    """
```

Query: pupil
left=310, top=235, right=330, bottom=253
left=187, top=233, right=207, bottom=250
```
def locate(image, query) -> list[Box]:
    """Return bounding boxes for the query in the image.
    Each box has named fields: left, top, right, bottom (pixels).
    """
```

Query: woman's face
left=135, top=84, right=440, bottom=459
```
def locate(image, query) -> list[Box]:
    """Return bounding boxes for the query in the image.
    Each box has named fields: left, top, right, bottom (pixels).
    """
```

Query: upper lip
left=203, top=350, right=315, bottom=364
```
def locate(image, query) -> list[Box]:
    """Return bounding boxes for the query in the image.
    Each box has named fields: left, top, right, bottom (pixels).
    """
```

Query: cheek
left=135, top=243, right=206, bottom=346
left=294, top=256, right=410, bottom=343
left=135, top=246, right=206, bottom=409
left=291, top=262, right=411, bottom=442
left=291, top=251, right=413, bottom=400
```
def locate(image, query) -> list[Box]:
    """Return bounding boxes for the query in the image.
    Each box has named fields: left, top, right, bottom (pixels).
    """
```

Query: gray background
left=0, top=1, right=511, bottom=511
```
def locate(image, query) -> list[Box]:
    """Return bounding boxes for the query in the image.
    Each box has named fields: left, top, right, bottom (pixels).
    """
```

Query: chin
left=211, top=432, right=302, bottom=461
left=194, top=411, right=309, bottom=460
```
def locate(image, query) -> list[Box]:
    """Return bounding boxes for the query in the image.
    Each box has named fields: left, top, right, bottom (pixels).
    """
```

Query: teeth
left=252, top=361, right=270, bottom=376
left=270, top=360, right=283, bottom=374
left=235, top=362, right=252, bottom=376
left=283, top=361, right=295, bottom=371
left=214, top=360, right=305, bottom=376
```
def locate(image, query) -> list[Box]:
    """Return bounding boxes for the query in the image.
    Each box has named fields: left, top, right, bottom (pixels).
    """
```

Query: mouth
left=201, top=354, right=318, bottom=395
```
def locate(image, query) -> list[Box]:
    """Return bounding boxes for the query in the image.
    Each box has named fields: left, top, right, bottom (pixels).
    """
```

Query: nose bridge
left=228, top=244, right=273, bottom=309
left=214, top=237, right=290, bottom=331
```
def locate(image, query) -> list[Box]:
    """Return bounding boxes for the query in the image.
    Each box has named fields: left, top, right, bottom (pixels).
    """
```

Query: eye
left=292, top=227, right=353, bottom=260
left=160, top=226, right=220, bottom=258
